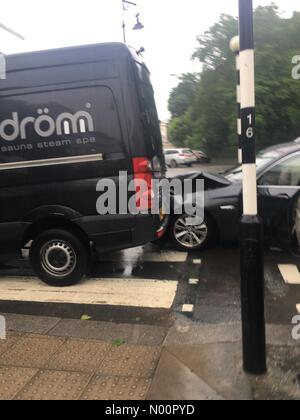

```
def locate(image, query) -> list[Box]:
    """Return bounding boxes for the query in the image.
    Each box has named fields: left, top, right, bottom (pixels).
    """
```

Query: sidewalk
left=0, top=313, right=299, bottom=400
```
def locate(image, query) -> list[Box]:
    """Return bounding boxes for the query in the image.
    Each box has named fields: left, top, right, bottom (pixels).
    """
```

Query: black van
left=0, top=43, right=165, bottom=286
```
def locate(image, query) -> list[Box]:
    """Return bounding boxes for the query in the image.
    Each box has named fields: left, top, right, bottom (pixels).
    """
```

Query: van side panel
left=0, top=44, right=159, bottom=254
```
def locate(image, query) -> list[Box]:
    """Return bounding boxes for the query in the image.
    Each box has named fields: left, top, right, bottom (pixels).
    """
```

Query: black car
left=164, top=141, right=300, bottom=252
left=0, top=43, right=165, bottom=286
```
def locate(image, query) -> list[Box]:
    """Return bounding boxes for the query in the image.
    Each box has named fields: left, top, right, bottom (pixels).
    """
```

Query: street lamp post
left=0, top=22, right=25, bottom=41
left=121, top=0, right=144, bottom=44
left=238, top=0, right=267, bottom=375
left=230, top=36, right=242, bottom=164
left=0, top=23, right=25, bottom=80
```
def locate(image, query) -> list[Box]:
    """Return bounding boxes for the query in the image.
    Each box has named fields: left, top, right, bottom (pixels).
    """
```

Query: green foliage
left=80, top=314, right=92, bottom=321
left=168, top=114, right=193, bottom=147
left=168, top=4, right=300, bottom=158
left=168, top=73, right=199, bottom=117
left=112, top=338, right=125, bottom=347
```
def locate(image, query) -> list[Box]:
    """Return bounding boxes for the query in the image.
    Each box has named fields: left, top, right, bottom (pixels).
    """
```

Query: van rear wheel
left=30, top=229, right=89, bottom=287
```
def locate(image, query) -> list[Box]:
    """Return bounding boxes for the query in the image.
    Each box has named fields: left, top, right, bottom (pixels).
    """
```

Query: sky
left=0, top=0, right=299, bottom=120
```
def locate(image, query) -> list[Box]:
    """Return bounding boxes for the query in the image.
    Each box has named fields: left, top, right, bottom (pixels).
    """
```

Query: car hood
left=170, top=171, right=231, bottom=190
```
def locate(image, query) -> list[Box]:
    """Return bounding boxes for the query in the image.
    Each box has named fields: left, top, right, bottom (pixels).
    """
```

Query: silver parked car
left=164, top=149, right=197, bottom=168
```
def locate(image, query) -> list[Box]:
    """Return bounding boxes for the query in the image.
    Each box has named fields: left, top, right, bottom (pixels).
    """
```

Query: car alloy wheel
left=173, top=215, right=208, bottom=249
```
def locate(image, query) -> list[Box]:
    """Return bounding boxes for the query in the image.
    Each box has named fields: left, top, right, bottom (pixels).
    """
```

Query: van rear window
left=135, top=62, right=163, bottom=159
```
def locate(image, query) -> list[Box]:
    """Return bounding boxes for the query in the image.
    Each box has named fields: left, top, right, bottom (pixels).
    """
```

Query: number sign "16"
left=246, top=113, right=254, bottom=139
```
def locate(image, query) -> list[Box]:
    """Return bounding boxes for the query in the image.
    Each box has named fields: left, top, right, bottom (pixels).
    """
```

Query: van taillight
left=132, top=157, right=153, bottom=210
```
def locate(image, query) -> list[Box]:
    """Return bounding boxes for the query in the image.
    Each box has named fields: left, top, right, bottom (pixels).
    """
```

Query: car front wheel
left=30, top=229, right=90, bottom=287
left=169, top=214, right=214, bottom=252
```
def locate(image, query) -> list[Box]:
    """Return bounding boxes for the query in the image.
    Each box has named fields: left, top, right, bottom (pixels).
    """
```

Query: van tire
left=30, top=229, right=90, bottom=287
left=170, top=160, right=177, bottom=168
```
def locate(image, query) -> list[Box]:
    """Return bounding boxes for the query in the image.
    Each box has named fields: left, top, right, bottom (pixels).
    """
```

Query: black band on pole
left=240, top=215, right=266, bottom=374
left=238, top=0, right=267, bottom=375
left=241, top=107, right=256, bottom=164
left=239, top=0, right=254, bottom=52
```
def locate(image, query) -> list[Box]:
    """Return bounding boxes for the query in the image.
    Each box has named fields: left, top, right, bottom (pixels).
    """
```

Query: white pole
left=239, top=0, right=267, bottom=375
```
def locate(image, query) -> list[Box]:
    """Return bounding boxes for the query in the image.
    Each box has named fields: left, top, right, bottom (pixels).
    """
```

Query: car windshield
left=223, top=151, right=281, bottom=182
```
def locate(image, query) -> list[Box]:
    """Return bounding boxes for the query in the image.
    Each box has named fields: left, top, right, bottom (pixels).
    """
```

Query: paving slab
left=147, top=349, right=224, bottom=400
left=0, top=332, right=23, bottom=357
left=165, top=322, right=300, bottom=347
left=164, top=322, right=242, bottom=346
left=14, top=370, right=91, bottom=400
left=97, top=344, right=161, bottom=379
left=134, top=325, right=168, bottom=346
left=45, top=339, right=111, bottom=373
left=0, top=366, right=38, bottom=400
left=0, top=313, right=60, bottom=335
left=0, top=335, right=65, bottom=368
left=81, top=375, right=151, bottom=400
left=49, top=319, right=167, bottom=346
left=165, top=343, right=252, bottom=400
left=154, top=343, right=300, bottom=400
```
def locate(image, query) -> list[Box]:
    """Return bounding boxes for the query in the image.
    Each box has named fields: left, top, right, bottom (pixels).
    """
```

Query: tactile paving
left=0, top=366, right=38, bottom=400
left=0, top=335, right=65, bottom=368
left=97, top=345, right=160, bottom=378
left=14, top=370, right=91, bottom=400
left=0, top=333, right=23, bottom=357
left=45, top=339, right=111, bottom=373
left=80, top=375, right=151, bottom=400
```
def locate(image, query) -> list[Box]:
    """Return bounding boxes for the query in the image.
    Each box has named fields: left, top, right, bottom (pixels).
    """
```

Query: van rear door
left=134, top=60, right=165, bottom=177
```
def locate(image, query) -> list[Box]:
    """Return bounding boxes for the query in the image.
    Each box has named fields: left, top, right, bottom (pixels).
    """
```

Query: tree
left=192, top=14, right=238, bottom=70
left=168, top=73, right=199, bottom=118
left=168, top=3, right=300, bottom=158
left=168, top=114, right=192, bottom=147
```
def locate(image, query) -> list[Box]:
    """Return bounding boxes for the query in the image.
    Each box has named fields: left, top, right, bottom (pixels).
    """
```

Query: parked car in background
left=161, top=141, right=300, bottom=252
left=193, top=150, right=210, bottom=163
left=164, top=149, right=197, bottom=168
